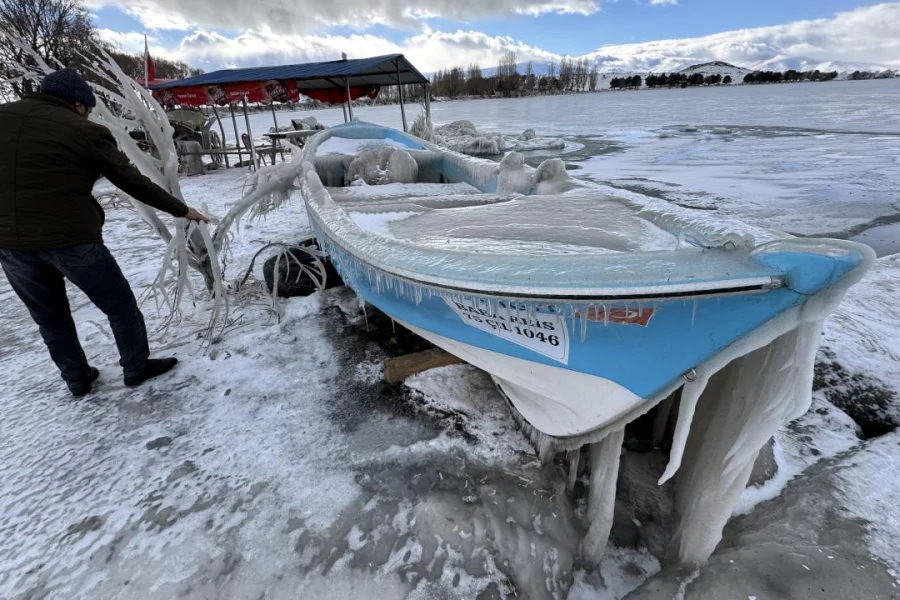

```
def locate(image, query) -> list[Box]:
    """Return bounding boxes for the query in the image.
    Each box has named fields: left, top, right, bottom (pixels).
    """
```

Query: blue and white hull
left=300, top=121, right=874, bottom=442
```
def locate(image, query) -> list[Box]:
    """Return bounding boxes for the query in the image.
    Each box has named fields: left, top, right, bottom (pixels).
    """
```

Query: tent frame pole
left=211, top=105, right=230, bottom=169
left=229, top=104, right=244, bottom=167
left=424, top=82, right=432, bottom=133
left=270, top=101, right=279, bottom=130
left=345, top=77, right=354, bottom=121
left=396, top=60, right=407, bottom=132
left=242, top=96, right=260, bottom=171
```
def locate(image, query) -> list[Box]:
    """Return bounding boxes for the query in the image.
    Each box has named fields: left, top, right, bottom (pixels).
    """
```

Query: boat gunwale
left=309, top=209, right=783, bottom=302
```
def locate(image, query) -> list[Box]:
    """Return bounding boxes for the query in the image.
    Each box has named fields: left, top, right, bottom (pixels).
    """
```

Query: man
left=0, top=68, right=209, bottom=397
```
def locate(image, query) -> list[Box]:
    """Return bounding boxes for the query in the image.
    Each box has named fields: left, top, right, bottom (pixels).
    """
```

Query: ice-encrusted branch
left=213, top=140, right=307, bottom=254
left=1, top=32, right=227, bottom=341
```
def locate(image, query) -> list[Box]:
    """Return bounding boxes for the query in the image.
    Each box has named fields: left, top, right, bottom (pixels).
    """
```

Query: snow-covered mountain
left=751, top=56, right=895, bottom=74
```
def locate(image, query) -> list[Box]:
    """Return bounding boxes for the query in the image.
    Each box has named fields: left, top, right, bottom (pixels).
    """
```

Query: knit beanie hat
left=40, top=68, right=96, bottom=108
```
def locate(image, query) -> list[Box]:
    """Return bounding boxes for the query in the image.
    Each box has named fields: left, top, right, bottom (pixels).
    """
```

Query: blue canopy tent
left=150, top=54, right=431, bottom=132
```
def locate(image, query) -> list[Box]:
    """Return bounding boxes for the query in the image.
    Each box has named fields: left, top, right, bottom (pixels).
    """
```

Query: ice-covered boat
left=299, top=121, right=873, bottom=446
left=299, top=120, right=874, bottom=564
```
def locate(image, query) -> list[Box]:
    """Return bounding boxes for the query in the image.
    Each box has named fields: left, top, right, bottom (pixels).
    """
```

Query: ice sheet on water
left=434, top=120, right=566, bottom=156
left=832, top=431, right=900, bottom=579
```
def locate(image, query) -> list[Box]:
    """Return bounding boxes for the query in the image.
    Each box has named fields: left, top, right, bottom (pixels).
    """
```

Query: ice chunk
left=497, top=151, right=532, bottom=195
left=344, top=147, right=418, bottom=186
left=438, top=134, right=503, bottom=156
left=435, top=120, right=479, bottom=137
left=533, top=158, right=573, bottom=195
left=387, top=149, right=418, bottom=184
left=431, top=120, right=566, bottom=156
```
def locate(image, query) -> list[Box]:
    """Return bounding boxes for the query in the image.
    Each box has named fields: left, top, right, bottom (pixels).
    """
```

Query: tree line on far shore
left=742, top=70, right=838, bottom=84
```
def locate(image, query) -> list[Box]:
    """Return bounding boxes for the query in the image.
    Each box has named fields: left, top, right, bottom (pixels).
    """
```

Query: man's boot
left=69, top=367, right=100, bottom=397
left=124, top=357, right=179, bottom=387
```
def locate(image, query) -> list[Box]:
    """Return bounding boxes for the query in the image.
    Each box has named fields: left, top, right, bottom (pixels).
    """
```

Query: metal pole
left=424, top=82, right=432, bottom=132
left=241, top=96, right=259, bottom=171
left=229, top=104, right=244, bottom=167
left=269, top=102, right=280, bottom=163
left=212, top=105, right=230, bottom=169
left=270, top=101, right=279, bottom=130
left=345, top=78, right=354, bottom=120
left=342, top=101, right=348, bottom=123
left=396, top=60, right=407, bottom=132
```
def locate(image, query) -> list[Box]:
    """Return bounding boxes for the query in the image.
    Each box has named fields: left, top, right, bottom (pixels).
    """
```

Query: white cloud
left=87, top=0, right=600, bottom=33
left=649, top=0, right=677, bottom=5
left=124, top=3, right=192, bottom=30
left=97, top=29, right=155, bottom=55
left=584, top=3, right=900, bottom=72
left=108, top=3, right=900, bottom=75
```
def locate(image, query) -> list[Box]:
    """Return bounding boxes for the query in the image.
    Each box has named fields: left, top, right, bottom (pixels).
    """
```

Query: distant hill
left=681, top=61, right=741, bottom=73
left=679, top=61, right=751, bottom=81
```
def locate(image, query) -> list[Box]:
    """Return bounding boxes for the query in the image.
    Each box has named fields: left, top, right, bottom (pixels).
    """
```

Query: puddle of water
left=849, top=222, right=900, bottom=257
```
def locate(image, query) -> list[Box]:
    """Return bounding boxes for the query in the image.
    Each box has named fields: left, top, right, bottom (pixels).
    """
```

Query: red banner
left=303, top=85, right=379, bottom=104
left=152, top=80, right=302, bottom=109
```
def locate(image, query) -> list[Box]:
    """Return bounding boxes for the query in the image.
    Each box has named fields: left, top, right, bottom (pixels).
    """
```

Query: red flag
left=144, top=36, right=156, bottom=83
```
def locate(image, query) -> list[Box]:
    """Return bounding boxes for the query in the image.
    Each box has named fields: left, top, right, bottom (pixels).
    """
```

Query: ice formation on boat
left=297, top=121, right=874, bottom=567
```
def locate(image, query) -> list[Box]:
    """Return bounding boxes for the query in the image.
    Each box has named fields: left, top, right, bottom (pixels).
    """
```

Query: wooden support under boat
left=383, top=348, right=466, bottom=383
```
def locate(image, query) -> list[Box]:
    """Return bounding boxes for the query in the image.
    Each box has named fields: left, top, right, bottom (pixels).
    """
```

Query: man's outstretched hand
left=184, top=207, right=210, bottom=222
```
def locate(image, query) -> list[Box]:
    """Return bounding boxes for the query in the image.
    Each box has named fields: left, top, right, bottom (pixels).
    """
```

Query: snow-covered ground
left=2, top=79, right=900, bottom=598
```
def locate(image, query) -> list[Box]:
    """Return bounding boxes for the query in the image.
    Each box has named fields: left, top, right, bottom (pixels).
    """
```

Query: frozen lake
left=234, top=79, right=900, bottom=253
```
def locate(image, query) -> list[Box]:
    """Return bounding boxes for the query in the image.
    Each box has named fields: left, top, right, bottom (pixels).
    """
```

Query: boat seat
left=381, top=191, right=681, bottom=254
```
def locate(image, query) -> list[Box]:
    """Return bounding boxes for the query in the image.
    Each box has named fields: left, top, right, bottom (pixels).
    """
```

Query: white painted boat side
left=398, top=320, right=646, bottom=437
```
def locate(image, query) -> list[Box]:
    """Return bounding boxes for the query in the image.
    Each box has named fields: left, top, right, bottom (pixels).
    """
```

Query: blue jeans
left=0, top=243, right=149, bottom=387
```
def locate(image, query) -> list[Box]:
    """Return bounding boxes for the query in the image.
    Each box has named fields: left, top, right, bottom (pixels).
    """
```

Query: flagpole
left=143, top=34, right=149, bottom=86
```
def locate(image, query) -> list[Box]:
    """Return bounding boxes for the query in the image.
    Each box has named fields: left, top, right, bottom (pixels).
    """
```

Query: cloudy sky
left=89, top=0, right=900, bottom=73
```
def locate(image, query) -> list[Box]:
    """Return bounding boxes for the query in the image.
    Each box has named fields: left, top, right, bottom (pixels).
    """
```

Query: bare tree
left=497, top=50, right=517, bottom=78
left=525, top=60, right=534, bottom=78
left=0, top=0, right=97, bottom=97
left=588, top=60, right=600, bottom=91
left=102, top=43, right=202, bottom=81
left=558, top=56, right=573, bottom=91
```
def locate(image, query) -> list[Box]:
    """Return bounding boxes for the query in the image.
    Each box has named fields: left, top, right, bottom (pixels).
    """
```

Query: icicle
left=673, top=321, right=823, bottom=564
left=566, top=448, right=581, bottom=493
left=582, top=429, right=626, bottom=565
left=691, top=299, right=698, bottom=326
